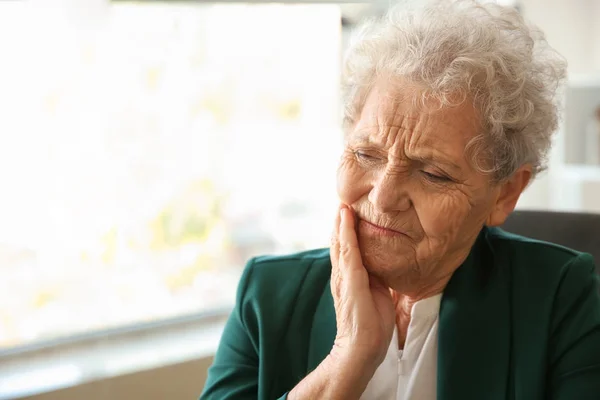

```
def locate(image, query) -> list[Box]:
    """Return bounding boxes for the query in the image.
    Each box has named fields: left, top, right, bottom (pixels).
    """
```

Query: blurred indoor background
left=0, top=0, right=599, bottom=399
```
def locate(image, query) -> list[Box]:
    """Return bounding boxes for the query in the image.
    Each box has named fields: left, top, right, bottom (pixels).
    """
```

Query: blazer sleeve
left=548, top=252, right=600, bottom=399
left=199, top=258, right=288, bottom=400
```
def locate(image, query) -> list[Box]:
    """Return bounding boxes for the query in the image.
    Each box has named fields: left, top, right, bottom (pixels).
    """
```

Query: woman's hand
left=288, top=205, right=396, bottom=400
left=329, top=204, right=396, bottom=373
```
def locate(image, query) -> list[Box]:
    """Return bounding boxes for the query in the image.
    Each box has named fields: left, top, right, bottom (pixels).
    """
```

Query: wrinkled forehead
left=350, top=82, right=480, bottom=150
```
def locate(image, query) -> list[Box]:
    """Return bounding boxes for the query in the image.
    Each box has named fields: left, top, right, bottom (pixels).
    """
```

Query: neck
left=391, top=275, right=450, bottom=349
left=390, top=245, right=475, bottom=348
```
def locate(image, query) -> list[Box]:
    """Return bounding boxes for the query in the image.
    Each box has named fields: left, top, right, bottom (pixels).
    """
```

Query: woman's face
left=337, top=82, right=529, bottom=294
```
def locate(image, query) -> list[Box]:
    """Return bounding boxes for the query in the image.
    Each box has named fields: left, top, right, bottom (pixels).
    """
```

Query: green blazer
left=200, top=227, right=600, bottom=399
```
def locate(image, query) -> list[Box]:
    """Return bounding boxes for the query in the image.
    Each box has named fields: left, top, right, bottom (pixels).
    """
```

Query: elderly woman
left=200, top=1, right=600, bottom=399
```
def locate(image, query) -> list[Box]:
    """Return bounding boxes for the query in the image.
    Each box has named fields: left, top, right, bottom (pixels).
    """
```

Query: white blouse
left=360, top=294, right=442, bottom=400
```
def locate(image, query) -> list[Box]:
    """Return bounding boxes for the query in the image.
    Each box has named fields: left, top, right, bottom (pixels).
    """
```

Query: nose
left=368, top=168, right=412, bottom=213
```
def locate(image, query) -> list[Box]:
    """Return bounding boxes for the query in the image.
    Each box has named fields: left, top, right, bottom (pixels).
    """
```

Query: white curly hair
left=342, top=0, right=567, bottom=181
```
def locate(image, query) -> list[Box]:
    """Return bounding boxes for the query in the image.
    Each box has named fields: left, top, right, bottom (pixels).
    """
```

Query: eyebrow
left=349, top=130, right=463, bottom=173
left=412, top=153, right=463, bottom=173
left=348, top=130, right=373, bottom=144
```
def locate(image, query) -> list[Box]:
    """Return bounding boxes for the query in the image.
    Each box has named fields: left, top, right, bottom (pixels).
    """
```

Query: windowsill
left=0, top=308, right=230, bottom=400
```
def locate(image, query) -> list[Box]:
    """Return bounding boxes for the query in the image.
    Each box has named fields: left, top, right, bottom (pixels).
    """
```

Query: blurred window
left=0, top=1, right=342, bottom=350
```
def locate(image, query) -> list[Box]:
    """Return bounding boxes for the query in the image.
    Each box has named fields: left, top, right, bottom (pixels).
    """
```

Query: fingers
left=335, top=205, right=370, bottom=300
left=331, top=204, right=368, bottom=300
left=330, top=205, right=341, bottom=262
left=338, top=206, right=361, bottom=272
left=330, top=204, right=343, bottom=298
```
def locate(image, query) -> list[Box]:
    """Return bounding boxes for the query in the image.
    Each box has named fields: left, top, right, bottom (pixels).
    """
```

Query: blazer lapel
left=307, top=277, right=337, bottom=373
left=437, top=228, right=512, bottom=400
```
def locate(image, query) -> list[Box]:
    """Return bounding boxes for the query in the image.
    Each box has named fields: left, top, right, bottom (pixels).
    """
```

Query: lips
left=359, top=219, right=408, bottom=237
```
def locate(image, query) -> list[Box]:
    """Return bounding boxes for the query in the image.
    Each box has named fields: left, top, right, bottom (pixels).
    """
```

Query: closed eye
left=354, top=150, right=380, bottom=162
left=420, top=170, right=453, bottom=183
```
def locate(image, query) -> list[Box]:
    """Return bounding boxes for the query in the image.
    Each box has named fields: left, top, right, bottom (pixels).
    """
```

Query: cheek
left=415, top=191, right=474, bottom=240
left=415, top=188, right=495, bottom=251
left=336, top=156, right=369, bottom=204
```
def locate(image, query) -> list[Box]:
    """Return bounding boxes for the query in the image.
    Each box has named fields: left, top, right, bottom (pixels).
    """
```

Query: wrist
left=287, top=351, right=379, bottom=400
left=320, top=352, right=379, bottom=398
left=328, top=340, right=383, bottom=376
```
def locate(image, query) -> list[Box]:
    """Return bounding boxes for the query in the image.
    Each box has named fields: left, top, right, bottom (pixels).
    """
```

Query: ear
left=486, top=165, right=532, bottom=227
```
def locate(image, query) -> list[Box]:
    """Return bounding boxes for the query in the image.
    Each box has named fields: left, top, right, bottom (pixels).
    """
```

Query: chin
left=358, top=237, right=417, bottom=286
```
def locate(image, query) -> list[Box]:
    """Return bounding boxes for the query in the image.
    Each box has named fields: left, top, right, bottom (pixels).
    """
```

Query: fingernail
left=340, top=208, right=346, bottom=219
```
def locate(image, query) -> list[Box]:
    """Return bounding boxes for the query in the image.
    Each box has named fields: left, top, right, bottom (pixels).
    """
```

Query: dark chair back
left=501, top=210, right=600, bottom=273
